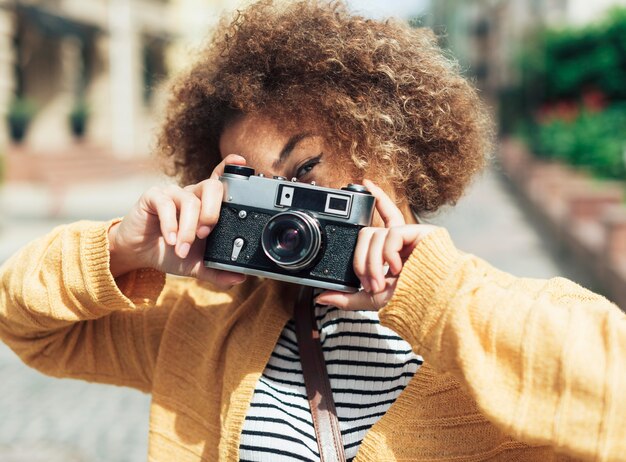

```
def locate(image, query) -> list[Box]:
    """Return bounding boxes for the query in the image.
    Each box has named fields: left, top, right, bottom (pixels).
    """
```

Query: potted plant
left=7, top=97, right=35, bottom=144
left=69, top=99, right=90, bottom=139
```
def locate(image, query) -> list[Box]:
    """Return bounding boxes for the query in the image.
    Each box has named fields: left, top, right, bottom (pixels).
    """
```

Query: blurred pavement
left=429, top=167, right=565, bottom=279
left=0, top=161, right=570, bottom=462
left=0, top=174, right=167, bottom=264
left=0, top=171, right=166, bottom=462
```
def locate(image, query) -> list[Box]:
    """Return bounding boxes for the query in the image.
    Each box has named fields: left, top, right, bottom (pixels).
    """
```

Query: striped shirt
left=239, top=304, right=423, bottom=461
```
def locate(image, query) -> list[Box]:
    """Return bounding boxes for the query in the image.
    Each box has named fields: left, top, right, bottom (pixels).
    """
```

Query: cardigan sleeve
left=379, top=228, right=626, bottom=462
left=0, top=220, right=169, bottom=393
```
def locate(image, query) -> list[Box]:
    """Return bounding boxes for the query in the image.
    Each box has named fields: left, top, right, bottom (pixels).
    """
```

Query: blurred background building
left=0, top=0, right=235, bottom=157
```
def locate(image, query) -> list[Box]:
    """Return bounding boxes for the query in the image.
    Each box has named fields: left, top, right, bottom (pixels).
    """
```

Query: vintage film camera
left=203, top=165, right=375, bottom=292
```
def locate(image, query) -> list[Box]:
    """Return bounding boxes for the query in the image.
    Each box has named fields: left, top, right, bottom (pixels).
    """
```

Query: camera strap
left=294, top=285, right=347, bottom=462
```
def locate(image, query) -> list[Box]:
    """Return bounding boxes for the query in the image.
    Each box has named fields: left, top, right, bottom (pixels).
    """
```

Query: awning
left=17, top=4, right=102, bottom=39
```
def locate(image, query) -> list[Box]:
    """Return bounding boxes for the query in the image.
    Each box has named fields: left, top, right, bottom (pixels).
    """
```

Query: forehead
left=219, top=114, right=323, bottom=164
left=220, top=114, right=281, bottom=144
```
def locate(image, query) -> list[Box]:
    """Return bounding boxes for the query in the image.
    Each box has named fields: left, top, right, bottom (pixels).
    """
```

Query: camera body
left=203, top=165, right=375, bottom=292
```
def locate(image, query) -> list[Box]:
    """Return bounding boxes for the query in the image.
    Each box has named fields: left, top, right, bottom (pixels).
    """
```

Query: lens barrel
left=261, top=211, right=322, bottom=271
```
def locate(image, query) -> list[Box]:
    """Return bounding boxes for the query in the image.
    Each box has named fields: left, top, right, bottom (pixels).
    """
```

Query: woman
left=1, top=1, right=625, bottom=461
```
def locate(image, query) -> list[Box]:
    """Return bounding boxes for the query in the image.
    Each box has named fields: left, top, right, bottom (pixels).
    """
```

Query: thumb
left=315, top=278, right=397, bottom=311
left=193, top=263, right=247, bottom=289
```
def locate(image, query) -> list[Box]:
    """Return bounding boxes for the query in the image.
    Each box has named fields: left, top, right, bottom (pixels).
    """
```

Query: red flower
left=555, top=101, right=579, bottom=121
left=582, top=90, right=607, bottom=112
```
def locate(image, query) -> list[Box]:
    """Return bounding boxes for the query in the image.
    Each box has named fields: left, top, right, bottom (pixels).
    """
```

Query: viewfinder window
left=329, top=197, right=347, bottom=211
left=324, top=193, right=351, bottom=216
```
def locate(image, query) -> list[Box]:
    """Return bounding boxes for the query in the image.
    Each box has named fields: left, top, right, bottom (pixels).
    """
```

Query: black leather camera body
left=203, top=165, right=376, bottom=292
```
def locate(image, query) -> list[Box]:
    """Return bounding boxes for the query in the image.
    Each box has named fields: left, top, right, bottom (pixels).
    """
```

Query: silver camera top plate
left=221, top=172, right=375, bottom=226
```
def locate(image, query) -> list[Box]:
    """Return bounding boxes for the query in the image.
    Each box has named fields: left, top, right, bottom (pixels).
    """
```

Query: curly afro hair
left=156, top=0, right=493, bottom=214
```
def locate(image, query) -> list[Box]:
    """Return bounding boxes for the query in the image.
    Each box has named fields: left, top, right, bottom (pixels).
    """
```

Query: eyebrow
left=271, top=132, right=313, bottom=170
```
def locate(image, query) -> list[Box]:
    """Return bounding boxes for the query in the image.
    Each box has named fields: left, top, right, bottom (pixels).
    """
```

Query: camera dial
left=224, top=165, right=255, bottom=177
left=342, top=184, right=371, bottom=194
left=261, top=210, right=323, bottom=271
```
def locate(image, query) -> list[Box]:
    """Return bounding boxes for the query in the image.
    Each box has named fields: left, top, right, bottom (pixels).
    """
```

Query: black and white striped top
left=239, top=304, right=423, bottom=461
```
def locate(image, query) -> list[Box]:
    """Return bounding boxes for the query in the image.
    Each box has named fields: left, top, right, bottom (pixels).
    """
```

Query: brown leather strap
left=294, top=285, right=347, bottom=462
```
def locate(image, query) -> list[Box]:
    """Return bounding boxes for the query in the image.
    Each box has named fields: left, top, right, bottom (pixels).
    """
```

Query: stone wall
left=499, top=138, right=626, bottom=310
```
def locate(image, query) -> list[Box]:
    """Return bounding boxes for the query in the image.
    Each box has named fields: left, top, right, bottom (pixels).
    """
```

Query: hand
left=108, top=154, right=248, bottom=289
left=315, top=179, right=439, bottom=310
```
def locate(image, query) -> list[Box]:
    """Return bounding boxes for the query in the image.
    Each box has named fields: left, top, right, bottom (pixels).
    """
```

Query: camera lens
left=276, top=227, right=301, bottom=252
left=262, top=211, right=322, bottom=271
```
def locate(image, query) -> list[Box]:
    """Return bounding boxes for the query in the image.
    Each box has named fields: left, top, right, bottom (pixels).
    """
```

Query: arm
left=0, top=220, right=168, bottom=392
left=379, top=228, right=626, bottom=462
left=0, top=156, right=254, bottom=393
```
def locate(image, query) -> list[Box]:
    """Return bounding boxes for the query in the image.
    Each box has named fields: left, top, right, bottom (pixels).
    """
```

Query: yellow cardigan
left=1, top=220, right=625, bottom=462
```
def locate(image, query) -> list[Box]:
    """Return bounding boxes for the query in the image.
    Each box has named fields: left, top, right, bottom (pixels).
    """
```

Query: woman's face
left=219, top=113, right=349, bottom=187
left=219, top=113, right=416, bottom=227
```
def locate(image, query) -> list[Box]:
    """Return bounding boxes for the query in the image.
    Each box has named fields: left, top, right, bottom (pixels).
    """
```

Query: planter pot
left=8, top=120, right=29, bottom=143
left=70, top=117, right=86, bottom=139
left=7, top=99, right=36, bottom=144
left=69, top=101, right=89, bottom=140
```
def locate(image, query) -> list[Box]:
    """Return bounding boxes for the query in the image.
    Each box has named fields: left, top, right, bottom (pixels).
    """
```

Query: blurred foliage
left=504, top=6, right=626, bottom=179
left=523, top=104, right=626, bottom=179
left=520, top=7, right=626, bottom=103
left=7, top=97, right=36, bottom=143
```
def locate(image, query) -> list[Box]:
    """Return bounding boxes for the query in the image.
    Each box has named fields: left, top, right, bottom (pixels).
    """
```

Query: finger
left=383, top=224, right=441, bottom=271
left=353, top=227, right=376, bottom=292
left=191, top=261, right=247, bottom=289
left=365, top=229, right=388, bottom=293
left=140, top=187, right=178, bottom=246
left=382, top=227, right=406, bottom=276
left=315, top=278, right=398, bottom=311
left=164, top=185, right=201, bottom=258
left=185, top=179, right=224, bottom=239
left=363, top=179, right=405, bottom=228
left=210, top=154, right=247, bottom=181
left=315, top=290, right=375, bottom=311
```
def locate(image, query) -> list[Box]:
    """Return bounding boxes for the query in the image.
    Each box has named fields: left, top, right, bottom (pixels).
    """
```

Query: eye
left=295, top=154, right=323, bottom=179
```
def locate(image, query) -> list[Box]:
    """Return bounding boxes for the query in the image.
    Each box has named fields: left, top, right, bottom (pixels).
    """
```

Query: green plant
left=508, top=7, right=626, bottom=179
left=69, top=99, right=90, bottom=139
left=7, top=97, right=36, bottom=143
left=506, top=6, right=626, bottom=122
left=534, top=10, right=626, bottom=102
left=531, top=103, right=626, bottom=179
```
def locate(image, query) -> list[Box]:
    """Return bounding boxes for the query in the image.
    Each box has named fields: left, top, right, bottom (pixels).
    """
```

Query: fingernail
left=168, top=232, right=177, bottom=246
left=229, top=274, right=246, bottom=284
left=315, top=296, right=329, bottom=306
left=370, top=278, right=379, bottom=293
left=197, top=226, right=211, bottom=239
left=361, top=279, right=371, bottom=292
left=178, top=242, right=191, bottom=258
